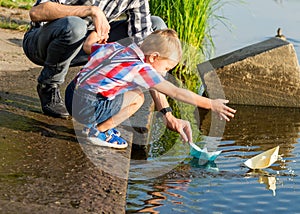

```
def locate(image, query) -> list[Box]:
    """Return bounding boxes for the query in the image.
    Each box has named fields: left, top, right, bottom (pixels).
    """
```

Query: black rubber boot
left=37, top=83, right=70, bottom=118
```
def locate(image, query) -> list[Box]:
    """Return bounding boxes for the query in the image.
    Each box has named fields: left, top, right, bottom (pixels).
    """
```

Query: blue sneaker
left=109, top=128, right=121, bottom=137
left=87, top=128, right=127, bottom=149
left=82, top=124, right=120, bottom=137
left=82, top=126, right=92, bottom=136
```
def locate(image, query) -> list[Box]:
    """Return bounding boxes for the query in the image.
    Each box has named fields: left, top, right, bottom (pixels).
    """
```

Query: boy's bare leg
left=96, top=88, right=145, bottom=132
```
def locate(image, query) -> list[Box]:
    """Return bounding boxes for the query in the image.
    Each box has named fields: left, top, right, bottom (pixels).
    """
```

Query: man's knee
left=151, top=16, right=167, bottom=31
left=63, top=16, right=87, bottom=43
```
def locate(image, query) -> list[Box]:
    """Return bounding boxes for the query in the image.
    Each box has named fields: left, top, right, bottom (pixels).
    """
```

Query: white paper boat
left=189, top=142, right=222, bottom=163
left=244, top=146, right=280, bottom=169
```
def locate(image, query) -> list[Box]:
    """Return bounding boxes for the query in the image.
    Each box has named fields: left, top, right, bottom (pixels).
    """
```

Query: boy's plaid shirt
left=33, top=0, right=152, bottom=44
left=75, top=42, right=164, bottom=99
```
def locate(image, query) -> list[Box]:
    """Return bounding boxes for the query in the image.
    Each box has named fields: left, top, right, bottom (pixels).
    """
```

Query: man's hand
left=163, top=112, right=192, bottom=143
left=29, top=3, right=110, bottom=43
left=90, top=6, right=110, bottom=43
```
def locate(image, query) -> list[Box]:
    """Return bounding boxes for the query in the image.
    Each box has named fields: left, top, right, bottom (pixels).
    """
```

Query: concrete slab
left=198, top=38, right=300, bottom=107
left=122, top=91, right=154, bottom=160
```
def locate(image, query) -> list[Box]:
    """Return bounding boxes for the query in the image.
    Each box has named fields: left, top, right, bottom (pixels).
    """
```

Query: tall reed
left=150, top=0, right=216, bottom=54
left=149, top=0, right=224, bottom=89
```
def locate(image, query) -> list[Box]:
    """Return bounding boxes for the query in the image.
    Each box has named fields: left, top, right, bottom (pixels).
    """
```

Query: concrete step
left=198, top=37, right=300, bottom=107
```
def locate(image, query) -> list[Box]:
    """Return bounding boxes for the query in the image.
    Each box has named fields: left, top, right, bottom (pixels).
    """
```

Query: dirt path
left=0, top=29, right=36, bottom=71
left=0, top=6, right=34, bottom=72
left=0, top=7, right=131, bottom=214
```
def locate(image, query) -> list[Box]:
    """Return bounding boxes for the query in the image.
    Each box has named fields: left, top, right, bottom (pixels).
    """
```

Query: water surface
left=127, top=0, right=300, bottom=213
left=212, top=0, right=300, bottom=60
left=127, top=106, right=300, bottom=213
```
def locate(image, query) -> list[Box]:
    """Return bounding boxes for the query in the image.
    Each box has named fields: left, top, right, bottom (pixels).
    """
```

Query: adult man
left=23, top=0, right=167, bottom=119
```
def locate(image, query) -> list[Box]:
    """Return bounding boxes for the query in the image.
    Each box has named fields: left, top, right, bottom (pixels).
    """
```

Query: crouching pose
left=65, top=29, right=236, bottom=149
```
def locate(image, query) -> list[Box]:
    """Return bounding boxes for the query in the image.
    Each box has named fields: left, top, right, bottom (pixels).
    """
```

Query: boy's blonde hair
left=140, top=29, right=182, bottom=63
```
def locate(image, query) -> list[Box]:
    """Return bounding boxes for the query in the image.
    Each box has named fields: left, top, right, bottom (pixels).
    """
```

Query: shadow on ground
left=0, top=67, right=129, bottom=213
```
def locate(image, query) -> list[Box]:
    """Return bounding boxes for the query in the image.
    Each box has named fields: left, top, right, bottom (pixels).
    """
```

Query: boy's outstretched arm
left=150, top=89, right=193, bottom=143
left=152, top=80, right=236, bottom=121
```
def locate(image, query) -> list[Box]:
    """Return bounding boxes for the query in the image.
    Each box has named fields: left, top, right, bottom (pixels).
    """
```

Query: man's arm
left=29, top=2, right=110, bottom=40
left=30, top=2, right=95, bottom=22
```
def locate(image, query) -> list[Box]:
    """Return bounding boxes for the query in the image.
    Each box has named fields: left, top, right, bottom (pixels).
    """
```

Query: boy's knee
left=136, top=90, right=145, bottom=106
left=151, top=16, right=167, bottom=31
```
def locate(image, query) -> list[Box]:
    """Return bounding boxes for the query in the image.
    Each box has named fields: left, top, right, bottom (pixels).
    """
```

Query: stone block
left=198, top=38, right=300, bottom=107
left=122, top=91, right=154, bottom=160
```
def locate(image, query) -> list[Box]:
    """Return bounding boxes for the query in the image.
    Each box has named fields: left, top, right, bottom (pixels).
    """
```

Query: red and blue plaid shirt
left=75, top=42, right=164, bottom=99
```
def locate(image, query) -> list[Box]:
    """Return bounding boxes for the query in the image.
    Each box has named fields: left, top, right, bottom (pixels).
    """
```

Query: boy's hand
left=164, top=113, right=192, bottom=143
left=210, top=99, right=236, bottom=121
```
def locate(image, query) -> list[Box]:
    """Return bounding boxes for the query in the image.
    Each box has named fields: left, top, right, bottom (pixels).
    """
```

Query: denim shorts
left=65, top=80, right=124, bottom=125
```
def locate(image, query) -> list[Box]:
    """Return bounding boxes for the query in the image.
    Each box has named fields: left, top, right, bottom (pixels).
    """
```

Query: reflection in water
left=128, top=0, right=300, bottom=211
left=259, top=175, right=277, bottom=196
left=136, top=179, right=191, bottom=214
left=200, top=105, right=300, bottom=199
left=246, top=169, right=277, bottom=196
left=189, top=158, right=219, bottom=172
left=127, top=105, right=300, bottom=212
left=273, top=0, right=284, bottom=5
left=200, top=105, right=300, bottom=169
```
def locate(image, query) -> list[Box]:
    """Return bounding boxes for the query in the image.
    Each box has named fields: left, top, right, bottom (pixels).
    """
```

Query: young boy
left=65, top=29, right=236, bottom=149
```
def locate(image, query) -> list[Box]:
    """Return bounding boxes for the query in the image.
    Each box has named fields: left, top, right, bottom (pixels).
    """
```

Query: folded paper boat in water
left=189, top=142, right=222, bottom=163
left=244, top=146, right=280, bottom=169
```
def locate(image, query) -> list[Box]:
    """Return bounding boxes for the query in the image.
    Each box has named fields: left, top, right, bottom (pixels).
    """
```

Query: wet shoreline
left=0, top=28, right=132, bottom=213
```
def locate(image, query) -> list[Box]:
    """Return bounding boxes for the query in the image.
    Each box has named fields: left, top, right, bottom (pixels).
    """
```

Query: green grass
left=0, top=0, right=34, bottom=31
left=0, top=0, right=34, bottom=9
left=150, top=0, right=220, bottom=62
left=0, top=21, right=23, bottom=30
left=0, top=21, right=29, bottom=31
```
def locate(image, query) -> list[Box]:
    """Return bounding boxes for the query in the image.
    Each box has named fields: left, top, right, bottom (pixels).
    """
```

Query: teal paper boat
left=189, top=142, right=222, bottom=162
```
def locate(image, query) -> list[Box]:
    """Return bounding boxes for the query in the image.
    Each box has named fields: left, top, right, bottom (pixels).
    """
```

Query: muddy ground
left=0, top=7, right=132, bottom=214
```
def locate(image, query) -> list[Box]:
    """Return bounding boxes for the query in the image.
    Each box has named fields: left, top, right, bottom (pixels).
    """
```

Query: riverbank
left=0, top=15, right=133, bottom=214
